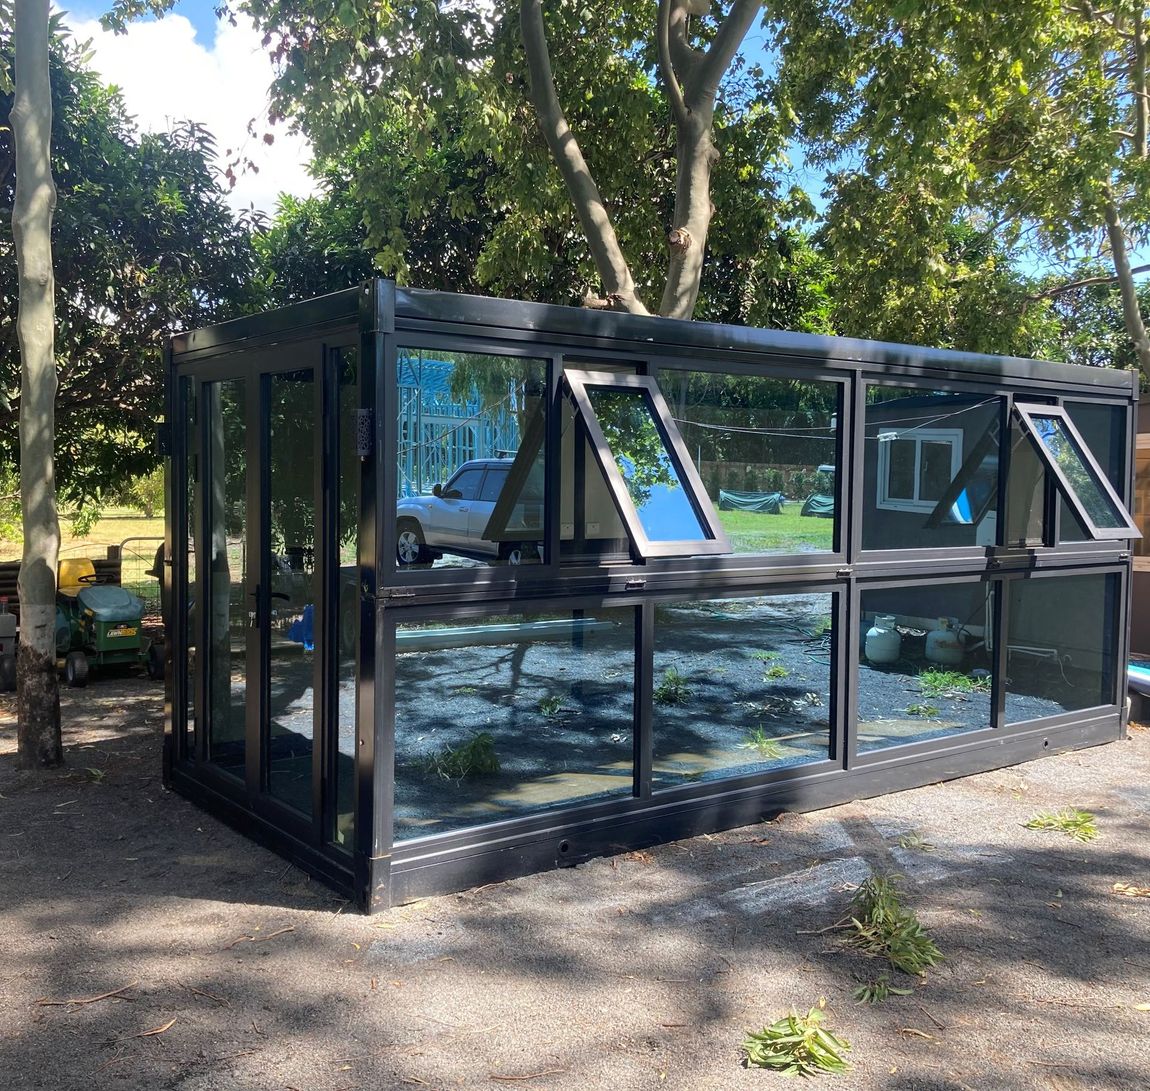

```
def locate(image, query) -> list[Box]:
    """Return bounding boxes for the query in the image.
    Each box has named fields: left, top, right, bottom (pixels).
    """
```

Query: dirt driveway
left=2, top=678, right=1149, bottom=1091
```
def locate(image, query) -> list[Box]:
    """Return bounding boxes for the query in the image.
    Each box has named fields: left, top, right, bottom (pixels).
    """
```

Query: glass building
left=164, top=281, right=1138, bottom=910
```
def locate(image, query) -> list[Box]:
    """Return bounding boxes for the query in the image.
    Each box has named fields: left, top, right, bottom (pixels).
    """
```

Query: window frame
left=563, top=370, right=732, bottom=560
left=875, top=426, right=964, bottom=514
left=1014, top=403, right=1141, bottom=542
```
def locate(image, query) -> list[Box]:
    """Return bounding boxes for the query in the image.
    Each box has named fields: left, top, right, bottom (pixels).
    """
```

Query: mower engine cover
left=77, top=584, right=144, bottom=623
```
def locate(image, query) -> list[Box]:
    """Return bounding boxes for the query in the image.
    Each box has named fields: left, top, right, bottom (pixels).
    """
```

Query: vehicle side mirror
left=432, top=483, right=443, bottom=497
left=444, top=488, right=463, bottom=500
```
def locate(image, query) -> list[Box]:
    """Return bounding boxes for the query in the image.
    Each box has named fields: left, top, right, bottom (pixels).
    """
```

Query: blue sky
left=63, top=0, right=220, bottom=44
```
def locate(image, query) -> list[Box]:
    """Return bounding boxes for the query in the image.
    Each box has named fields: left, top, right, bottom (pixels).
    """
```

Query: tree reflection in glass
left=1029, top=414, right=1127, bottom=529
left=585, top=388, right=706, bottom=542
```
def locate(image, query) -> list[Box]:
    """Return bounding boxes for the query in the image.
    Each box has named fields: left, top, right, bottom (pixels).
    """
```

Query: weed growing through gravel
left=1024, top=808, right=1099, bottom=842
left=905, top=703, right=940, bottom=719
left=739, top=726, right=785, bottom=759
left=653, top=667, right=691, bottom=705
left=764, top=664, right=791, bottom=680
left=917, top=669, right=991, bottom=698
left=419, top=732, right=500, bottom=780
left=537, top=695, right=565, bottom=718
left=743, top=1001, right=851, bottom=1076
left=750, top=650, right=781, bottom=662
left=897, top=831, right=936, bottom=853
left=846, top=874, right=942, bottom=977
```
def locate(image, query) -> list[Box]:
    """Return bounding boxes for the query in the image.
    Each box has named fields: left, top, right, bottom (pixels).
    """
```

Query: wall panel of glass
left=334, top=349, right=359, bottom=847
left=657, top=371, right=840, bottom=555
left=395, top=349, right=546, bottom=571
left=1004, top=573, right=1120, bottom=723
left=265, top=368, right=318, bottom=816
left=857, top=583, right=995, bottom=753
left=651, top=593, right=834, bottom=790
left=393, top=607, right=636, bottom=840
left=1058, top=402, right=1127, bottom=541
left=863, top=387, right=1001, bottom=550
left=182, top=377, right=198, bottom=755
left=204, top=377, right=248, bottom=777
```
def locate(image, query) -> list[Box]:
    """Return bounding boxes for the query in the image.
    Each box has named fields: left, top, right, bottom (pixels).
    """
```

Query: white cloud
left=66, top=12, right=315, bottom=217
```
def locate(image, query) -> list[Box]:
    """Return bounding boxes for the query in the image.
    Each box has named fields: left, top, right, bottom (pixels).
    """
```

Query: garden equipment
left=0, top=596, right=16, bottom=692
left=55, top=558, right=161, bottom=687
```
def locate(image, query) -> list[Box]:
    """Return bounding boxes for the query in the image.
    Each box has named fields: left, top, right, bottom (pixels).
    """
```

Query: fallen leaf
left=1113, top=882, right=1150, bottom=898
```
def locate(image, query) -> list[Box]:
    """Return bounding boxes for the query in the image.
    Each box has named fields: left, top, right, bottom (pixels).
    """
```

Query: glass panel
left=858, top=583, right=995, bottom=752
left=1005, top=573, right=1119, bottom=722
left=655, top=371, right=838, bottom=555
left=1134, top=439, right=1150, bottom=561
left=865, top=387, right=1000, bottom=550
left=205, top=378, right=248, bottom=778
left=335, top=350, right=359, bottom=848
left=1059, top=403, right=1126, bottom=540
left=183, top=378, right=198, bottom=753
left=395, top=348, right=546, bottom=570
left=266, top=368, right=316, bottom=816
left=652, top=594, right=833, bottom=791
left=393, top=608, right=635, bottom=840
left=1026, top=413, right=1128, bottom=530
left=584, top=387, right=706, bottom=542
left=560, top=394, right=630, bottom=562
left=1005, top=420, right=1047, bottom=546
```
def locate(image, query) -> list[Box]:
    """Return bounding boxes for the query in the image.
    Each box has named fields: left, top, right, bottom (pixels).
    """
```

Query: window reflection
left=584, top=388, right=706, bottom=542
left=1061, top=403, right=1126, bottom=542
left=1028, top=414, right=1127, bottom=529
left=335, top=349, right=359, bottom=848
left=395, top=349, right=546, bottom=570
left=393, top=609, right=635, bottom=840
left=652, top=594, right=833, bottom=790
left=858, top=583, right=994, bottom=752
left=864, top=388, right=1001, bottom=550
left=657, top=371, right=838, bottom=555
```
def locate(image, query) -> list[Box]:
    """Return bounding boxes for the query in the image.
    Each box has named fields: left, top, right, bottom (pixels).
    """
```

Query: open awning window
left=563, top=370, right=732, bottom=559
left=1013, top=403, right=1140, bottom=541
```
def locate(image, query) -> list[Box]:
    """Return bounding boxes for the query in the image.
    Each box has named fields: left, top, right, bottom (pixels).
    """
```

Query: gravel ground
left=3, top=677, right=1150, bottom=1091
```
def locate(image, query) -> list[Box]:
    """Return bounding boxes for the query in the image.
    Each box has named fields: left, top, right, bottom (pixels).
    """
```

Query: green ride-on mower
left=55, top=558, right=163, bottom=687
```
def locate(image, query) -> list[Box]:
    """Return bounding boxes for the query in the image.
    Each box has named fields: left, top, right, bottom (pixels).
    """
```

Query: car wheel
left=65, top=650, right=90, bottom=688
left=396, top=521, right=431, bottom=567
left=0, top=654, right=16, bottom=693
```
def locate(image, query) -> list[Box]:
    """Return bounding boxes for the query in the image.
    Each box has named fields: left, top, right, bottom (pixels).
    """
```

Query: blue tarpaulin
left=718, top=490, right=784, bottom=514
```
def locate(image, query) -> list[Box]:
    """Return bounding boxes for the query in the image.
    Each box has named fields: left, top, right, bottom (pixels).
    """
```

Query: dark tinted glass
left=655, top=371, right=838, bottom=555
left=1005, top=573, right=1119, bottom=722
left=448, top=468, right=485, bottom=501
left=335, top=349, right=359, bottom=848
left=393, top=608, right=635, bottom=840
left=478, top=468, right=508, bottom=503
left=858, top=583, right=994, bottom=752
left=652, top=594, right=833, bottom=790
left=585, top=387, right=706, bottom=542
left=864, top=387, right=1001, bottom=551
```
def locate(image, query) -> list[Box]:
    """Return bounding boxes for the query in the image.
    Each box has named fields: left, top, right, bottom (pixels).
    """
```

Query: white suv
left=396, top=459, right=542, bottom=567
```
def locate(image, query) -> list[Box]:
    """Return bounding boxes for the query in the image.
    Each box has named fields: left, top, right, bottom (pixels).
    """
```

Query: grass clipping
left=846, top=874, right=942, bottom=980
left=1023, top=808, right=1098, bottom=842
left=743, top=1000, right=851, bottom=1077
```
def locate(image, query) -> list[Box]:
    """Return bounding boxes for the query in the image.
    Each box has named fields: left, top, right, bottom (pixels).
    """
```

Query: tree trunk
left=12, top=0, right=63, bottom=768
left=1104, top=199, right=1150, bottom=380
left=659, top=112, right=718, bottom=319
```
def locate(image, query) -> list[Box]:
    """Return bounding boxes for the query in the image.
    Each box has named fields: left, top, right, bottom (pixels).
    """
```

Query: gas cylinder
left=925, top=617, right=965, bottom=667
left=865, top=614, right=902, bottom=665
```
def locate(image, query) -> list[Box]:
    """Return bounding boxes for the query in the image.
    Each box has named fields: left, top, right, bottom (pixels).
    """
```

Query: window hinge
left=383, top=588, right=416, bottom=600
left=836, top=566, right=852, bottom=578
left=624, top=577, right=647, bottom=591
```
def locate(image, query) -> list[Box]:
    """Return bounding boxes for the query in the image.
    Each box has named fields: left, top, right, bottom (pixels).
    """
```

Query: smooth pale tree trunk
left=12, top=0, right=63, bottom=768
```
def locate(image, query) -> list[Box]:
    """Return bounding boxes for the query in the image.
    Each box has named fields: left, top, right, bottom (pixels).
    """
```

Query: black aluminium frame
left=164, top=280, right=1138, bottom=912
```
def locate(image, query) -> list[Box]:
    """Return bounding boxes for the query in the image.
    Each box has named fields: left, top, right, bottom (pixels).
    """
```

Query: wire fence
left=117, top=537, right=165, bottom=620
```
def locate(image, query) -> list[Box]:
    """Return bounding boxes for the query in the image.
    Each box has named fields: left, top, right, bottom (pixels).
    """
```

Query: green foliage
left=739, top=726, right=785, bottom=760
left=743, top=1003, right=851, bottom=1077
left=750, top=651, right=781, bottom=662
left=897, top=831, right=935, bottom=853
left=764, top=663, right=791, bottom=680
left=0, top=22, right=259, bottom=506
left=1024, top=808, right=1099, bottom=843
left=117, top=468, right=165, bottom=518
left=905, top=703, right=940, bottom=719
left=0, top=469, right=18, bottom=542
left=419, top=732, right=500, bottom=780
left=917, top=670, right=990, bottom=699
left=653, top=667, right=691, bottom=706
left=846, top=875, right=942, bottom=977
left=852, top=973, right=913, bottom=1004
left=537, top=695, right=565, bottom=718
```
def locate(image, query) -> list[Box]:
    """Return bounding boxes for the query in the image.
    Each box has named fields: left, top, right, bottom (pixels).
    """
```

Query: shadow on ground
left=2, top=680, right=1149, bottom=1090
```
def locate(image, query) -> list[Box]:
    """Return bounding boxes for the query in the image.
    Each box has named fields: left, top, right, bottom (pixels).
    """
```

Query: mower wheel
left=0, top=654, right=15, bottom=692
left=146, top=642, right=165, bottom=681
left=65, top=650, right=90, bottom=688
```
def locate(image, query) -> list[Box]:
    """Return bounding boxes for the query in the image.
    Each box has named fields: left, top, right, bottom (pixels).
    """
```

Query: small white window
left=876, top=428, right=963, bottom=513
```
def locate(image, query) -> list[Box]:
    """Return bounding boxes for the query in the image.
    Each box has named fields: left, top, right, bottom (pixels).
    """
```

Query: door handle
left=459, top=506, right=470, bottom=512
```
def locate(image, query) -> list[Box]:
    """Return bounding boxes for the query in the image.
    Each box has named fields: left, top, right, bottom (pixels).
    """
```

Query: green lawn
left=717, top=506, right=835, bottom=554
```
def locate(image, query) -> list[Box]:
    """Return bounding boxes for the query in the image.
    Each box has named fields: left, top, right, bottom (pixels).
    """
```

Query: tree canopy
left=0, top=21, right=259, bottom=508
